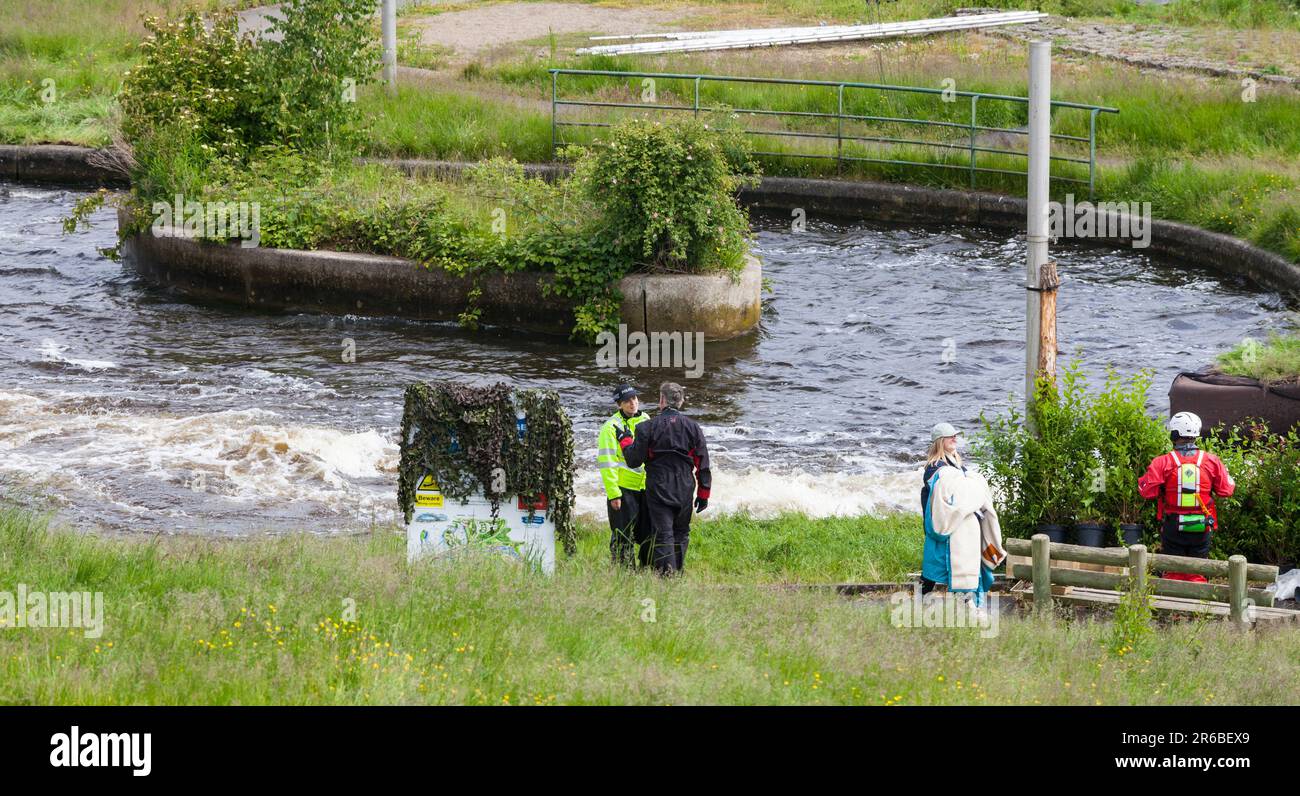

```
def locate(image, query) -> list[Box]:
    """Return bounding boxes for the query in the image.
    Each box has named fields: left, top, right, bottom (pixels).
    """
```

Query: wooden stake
left=1032, top=533, right=1052, bottom=616
left=1037, top=260, right=1060, bottom=384
left=1229, top=555, right=1249, bottom=628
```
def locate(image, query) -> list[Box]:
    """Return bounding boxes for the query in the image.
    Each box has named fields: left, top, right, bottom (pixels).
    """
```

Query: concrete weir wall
left=119, top=210, right=763, bottom=340
left=741, top=177, right=1300, bottom=297
left=0, top=145, right=128, bottom=186
left=8, top=145, right=1299, bottom=334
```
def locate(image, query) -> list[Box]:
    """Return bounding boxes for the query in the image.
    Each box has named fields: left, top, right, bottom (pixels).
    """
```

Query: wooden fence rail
left=1004, top=534, right=1279, bottom=626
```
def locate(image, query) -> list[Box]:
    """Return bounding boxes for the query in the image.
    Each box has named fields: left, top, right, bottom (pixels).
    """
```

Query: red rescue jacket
left=1137, top=447, right=1235, bottom=523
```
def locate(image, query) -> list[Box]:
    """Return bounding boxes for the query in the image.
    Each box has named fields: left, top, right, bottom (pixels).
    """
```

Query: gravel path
left=237, top=2, right=1299, bottom=89
left=408, top=2, right=695, bottom=63
left=981, top=13, right=1300, bottom=86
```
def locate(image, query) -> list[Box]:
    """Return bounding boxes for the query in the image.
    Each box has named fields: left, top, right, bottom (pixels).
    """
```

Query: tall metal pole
left=1025, top=41, right=1051, bottom=421
left=382, top=0, right=398, bottom=95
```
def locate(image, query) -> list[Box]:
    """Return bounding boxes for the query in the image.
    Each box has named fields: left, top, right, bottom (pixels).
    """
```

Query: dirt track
left=409, top=2, right=695, bottom=63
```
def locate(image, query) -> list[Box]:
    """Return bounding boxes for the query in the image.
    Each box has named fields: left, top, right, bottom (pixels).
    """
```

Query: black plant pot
left=1119, top=523, right=1144, bottom=546
left=1074, top=522, right=1107, bottom=548
left=1036, top=523, right=1067, bottom=544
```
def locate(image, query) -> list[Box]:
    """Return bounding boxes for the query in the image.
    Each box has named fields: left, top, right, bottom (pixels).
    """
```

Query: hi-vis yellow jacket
left=597, top=410, right=648, bottom=500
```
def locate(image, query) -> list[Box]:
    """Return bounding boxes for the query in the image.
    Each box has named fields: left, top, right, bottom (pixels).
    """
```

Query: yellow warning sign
left=415, top=473, right=443, bottom=507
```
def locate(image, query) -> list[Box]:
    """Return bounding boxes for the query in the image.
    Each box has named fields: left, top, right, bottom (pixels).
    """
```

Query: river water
left=0, top=183, right=1289, bottom=535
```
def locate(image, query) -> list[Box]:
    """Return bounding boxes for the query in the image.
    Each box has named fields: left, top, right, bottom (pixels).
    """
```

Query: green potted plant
left=1093, top=367, right=1168, bottom=547
left=1027, top=371, right=1078, bottom=543
left=1072, top=451, right=1109, bottom=547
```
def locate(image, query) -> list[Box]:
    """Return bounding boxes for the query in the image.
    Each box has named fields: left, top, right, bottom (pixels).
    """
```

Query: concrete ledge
left=741, top=176, right=1300, bottom=297
left=386, top=159, right=1300, bottom=297
left=0, top=144, right=129, bottom=187
left=119, top=209, right=762, bottom=340
left=22, top=148, right=1299, bottom=297
left=620, top=256, right=761, bottom=340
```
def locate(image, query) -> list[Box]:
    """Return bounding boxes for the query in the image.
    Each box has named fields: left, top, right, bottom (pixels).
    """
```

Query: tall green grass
left=360, top=85, right=555, bottom=162
left=3, top=504, right=1298, bottom=705
left=1217, top=330, right=1300, bottom=382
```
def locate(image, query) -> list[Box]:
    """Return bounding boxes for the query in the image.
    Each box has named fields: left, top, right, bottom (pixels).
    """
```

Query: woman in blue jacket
left=919, top=422, right=966, bottom=595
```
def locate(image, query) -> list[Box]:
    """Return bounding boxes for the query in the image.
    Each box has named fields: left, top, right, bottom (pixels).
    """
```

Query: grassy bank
left=3, top=505, right=1298, bottom=705
left=1217, top=329, right=1300, bottom=383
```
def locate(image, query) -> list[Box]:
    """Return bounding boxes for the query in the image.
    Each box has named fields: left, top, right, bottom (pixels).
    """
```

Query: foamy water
left=0, top=183, right=1289, bottom=534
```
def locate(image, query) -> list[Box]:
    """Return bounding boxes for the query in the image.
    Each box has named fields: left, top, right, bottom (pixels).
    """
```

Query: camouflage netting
left=398, top=382, right=576, bottom=554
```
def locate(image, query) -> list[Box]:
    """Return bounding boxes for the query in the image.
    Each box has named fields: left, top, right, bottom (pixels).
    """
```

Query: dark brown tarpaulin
left=1169, top=372, right=1300, bottom=436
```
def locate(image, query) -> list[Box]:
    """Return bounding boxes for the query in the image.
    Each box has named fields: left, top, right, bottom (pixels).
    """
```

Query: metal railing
left=549, top=69, right=1119, bottom=197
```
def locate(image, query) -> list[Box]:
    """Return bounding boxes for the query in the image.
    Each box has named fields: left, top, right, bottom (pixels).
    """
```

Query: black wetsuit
left=622, top=407, right=711, bottom=574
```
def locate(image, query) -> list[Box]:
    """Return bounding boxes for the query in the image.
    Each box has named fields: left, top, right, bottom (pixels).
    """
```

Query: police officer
left=617, top=382, right=711, bottom=576
left=598, top=384, right=651, bottom=567
left=1137, top=411, right=1236, bottom=582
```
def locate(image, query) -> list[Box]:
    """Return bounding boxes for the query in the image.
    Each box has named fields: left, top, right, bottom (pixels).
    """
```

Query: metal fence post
left=1088, top=107, right=1099, bottom=200
left=542, top=69, right=1114, bottom=191
left=837, top=84, right=845, bottom=176
left=550, top=70, right=558, bottom=159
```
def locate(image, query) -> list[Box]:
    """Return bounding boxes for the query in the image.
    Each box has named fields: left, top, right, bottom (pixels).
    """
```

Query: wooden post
left=1037, top=261, right=1060, bottom=384
left=1032, top=533, right=1052, bottom=616
left=1229, top=555, right=1248, bottom=628
left=1127, top=543, right=1147, bottom=595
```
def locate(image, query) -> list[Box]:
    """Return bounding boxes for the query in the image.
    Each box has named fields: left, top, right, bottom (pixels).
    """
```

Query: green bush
left=976, top=361, right=1167, bottom=542
left=1092, top=368, right=1168, bottom=542
left=570, top=116, right=757, bottom=274
left=254, top=0, right=379, bottom=155
left=118, top=9, right=262, bottom=161
left=978, top=361, right=1300, bottom=564
left=120, top=0, right=378, bottom=174
left=1203, top=422, right=1300, bottom=566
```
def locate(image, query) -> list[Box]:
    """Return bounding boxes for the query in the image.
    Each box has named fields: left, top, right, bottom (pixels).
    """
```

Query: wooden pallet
left=1009, top=581, right=1300, bottom=623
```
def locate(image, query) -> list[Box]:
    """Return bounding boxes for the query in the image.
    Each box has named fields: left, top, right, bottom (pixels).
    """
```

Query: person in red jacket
left=1137, top=412, right=1236, bottom=583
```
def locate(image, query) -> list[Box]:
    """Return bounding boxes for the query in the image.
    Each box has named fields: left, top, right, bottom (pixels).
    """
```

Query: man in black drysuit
left=616, top=382, right=711, bottom=576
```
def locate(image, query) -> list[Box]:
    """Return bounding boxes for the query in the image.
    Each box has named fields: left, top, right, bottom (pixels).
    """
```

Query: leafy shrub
left=571, top=116, right=757, bottom=274
left=978, top=361, right=1300, bottom=564
left=255, top=0, right=379, bottom=155
left=118, top=9, right=261, bottom=161
left=1203, top=422, right=1300, bottom=566
left=1092, top=367, right=1168, bottom=541
left=976, top=361, right=1167, bottom=541
left=120, top=0, right=378, bottom=176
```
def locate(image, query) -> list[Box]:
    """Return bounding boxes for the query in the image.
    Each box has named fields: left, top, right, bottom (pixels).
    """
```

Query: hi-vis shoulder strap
left=1169, top=450, right=1205, bottom=509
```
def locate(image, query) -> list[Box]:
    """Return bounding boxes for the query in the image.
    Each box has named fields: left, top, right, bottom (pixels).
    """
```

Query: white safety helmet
left=1168, top=412, right=1202, bottom=438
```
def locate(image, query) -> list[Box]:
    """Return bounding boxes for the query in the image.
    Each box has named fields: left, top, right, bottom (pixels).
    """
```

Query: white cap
left=931, top=422, right=961, bottom=442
